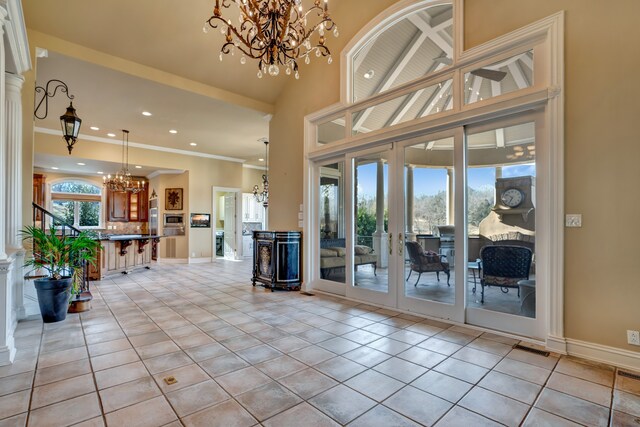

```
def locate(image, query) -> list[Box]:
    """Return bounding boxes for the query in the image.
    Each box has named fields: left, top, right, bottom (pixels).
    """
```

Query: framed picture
left=165, top=188, right=183, bottom=210
left=190, top=213, right=211, bottom=228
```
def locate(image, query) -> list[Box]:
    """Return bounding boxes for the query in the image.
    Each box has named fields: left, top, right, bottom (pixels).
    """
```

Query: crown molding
left=35, top=127, right=247, bottom=164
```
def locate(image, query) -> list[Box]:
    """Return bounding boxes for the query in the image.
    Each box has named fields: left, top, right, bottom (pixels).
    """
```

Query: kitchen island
left=89, top=234, right=165, bottom=280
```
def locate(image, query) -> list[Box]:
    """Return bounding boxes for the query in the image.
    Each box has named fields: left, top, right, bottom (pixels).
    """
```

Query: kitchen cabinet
left=128, top=187, right=149, bottom=222
left=33, top=174, right=46, bottom=220
left=242, top=235, right=253, bottom=257
left=107, top=185, right=149, bottom=222
left=242, top=193, right=265, bottom=222
left=107, top=190, right=128, bottom=222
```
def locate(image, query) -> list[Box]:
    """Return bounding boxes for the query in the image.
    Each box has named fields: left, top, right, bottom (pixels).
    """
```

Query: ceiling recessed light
left=135, top=165, right=142, bottom=169
left=364, top=69, right=375, bottom=79
left=77, top=162, right=85, bottom=166
left=169, top=129, right=178, bottom=134
left=51, top=167, right=59, bottom=170
left=258, top=158, right=264, bottom=162
left=107, top=133, right=116, bottom=137
left=142, top=111, right=152, bottom=116
left=90, top=126, right=100, bottom=131
left=97, top=171, right=104, bottom=174
left=189, top=142, right=197, bottom=146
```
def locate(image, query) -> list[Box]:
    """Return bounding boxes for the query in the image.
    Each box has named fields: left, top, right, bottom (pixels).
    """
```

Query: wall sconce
left=34, top=79, right=82, bottom=154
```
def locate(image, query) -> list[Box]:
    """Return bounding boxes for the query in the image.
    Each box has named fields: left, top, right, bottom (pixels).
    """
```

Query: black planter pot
left=34, top=277, right=73, bottom=323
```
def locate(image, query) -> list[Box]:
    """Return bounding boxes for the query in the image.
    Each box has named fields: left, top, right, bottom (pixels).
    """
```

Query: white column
left=0, top=9, right=6, bottom=262
left=372, top=159, right=388, bottom=268
left=405, top=165, right=415, bottom=241
left=446, top=168, right=454, bottom=225
left=6, top=73, right=25, bottom=320
left=0, top=7, right=16, bottom=365
left=0, top=260, right=15, bottom=365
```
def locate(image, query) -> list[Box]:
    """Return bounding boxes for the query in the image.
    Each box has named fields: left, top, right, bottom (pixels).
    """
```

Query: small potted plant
left=20, top=225, right=100, bottom=323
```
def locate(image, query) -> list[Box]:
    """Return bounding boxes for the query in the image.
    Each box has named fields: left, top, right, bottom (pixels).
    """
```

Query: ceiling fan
left=433, top=55, right=507, bottom=82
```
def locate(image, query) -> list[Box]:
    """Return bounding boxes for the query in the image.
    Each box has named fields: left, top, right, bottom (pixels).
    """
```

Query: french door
left=311, top=112, right=545, bottom=340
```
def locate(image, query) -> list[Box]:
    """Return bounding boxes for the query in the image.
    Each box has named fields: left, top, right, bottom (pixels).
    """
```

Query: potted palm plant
left=20, top=225, right=100, bottom=323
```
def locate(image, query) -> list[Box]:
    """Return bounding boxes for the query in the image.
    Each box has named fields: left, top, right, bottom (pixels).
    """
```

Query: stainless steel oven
left=163, top=213, right=185, bottom=236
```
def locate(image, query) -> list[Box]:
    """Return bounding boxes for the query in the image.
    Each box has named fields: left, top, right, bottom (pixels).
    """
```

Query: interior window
left=50, top=181, right=102, bottom=228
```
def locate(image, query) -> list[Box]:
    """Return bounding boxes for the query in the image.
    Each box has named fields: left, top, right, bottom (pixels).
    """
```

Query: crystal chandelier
left=204, top=0, right=338, bottom=79
left=253, top=139, right=269, bottom=208
left=103, top=130, right=145, bottom=193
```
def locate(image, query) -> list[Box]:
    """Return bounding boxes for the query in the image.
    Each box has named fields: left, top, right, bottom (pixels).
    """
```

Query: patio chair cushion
left=326, top=247, right=346, bottom=257
left=354, top=245, right=373, bottom=255
left=320, top=248, right=340, bottom=257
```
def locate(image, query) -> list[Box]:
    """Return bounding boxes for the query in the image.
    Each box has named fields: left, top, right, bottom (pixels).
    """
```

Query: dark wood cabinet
left=107, top=185, right=148, bottom=222
left=252, top=231, right=302, bottom=291
left=107, top=190, right=128, bottom=222
left=33, top=174, right=46, bottom=220
left=138, top=187, right=149, bottom=222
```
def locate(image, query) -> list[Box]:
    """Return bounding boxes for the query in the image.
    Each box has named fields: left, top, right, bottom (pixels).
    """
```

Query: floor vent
left=512, top=344, right=550, bottom=357
left=618, top=370, right=640, bottom=381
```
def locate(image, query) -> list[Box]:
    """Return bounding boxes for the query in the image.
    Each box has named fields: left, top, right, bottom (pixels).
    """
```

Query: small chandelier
left=253, top=139, right=269, bottom=208
left=204, top=0, right=338, bottom=79
left=103, top=130, right=145, bottom=193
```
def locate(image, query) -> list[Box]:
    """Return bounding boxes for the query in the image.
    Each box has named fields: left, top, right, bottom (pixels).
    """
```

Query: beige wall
left=268, top=0, right=640, bottom=352
left=242, top=167, right=266, bottom=194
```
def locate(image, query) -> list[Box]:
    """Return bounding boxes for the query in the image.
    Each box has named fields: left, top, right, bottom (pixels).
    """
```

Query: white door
left=223, top=193, right=236, bottom=259
left=463, top=113, right=545, bottom=339
left=396, top=128, right=465, bottom=323
left=345, top=145, right=399, bottom=308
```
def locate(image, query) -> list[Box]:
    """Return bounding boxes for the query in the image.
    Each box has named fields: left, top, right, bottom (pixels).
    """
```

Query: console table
left=252, top=231, right=302, bottom=291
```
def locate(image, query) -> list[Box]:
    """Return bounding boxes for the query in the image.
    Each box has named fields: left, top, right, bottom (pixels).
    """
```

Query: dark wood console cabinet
left=252, top=231, right=302, bottom=291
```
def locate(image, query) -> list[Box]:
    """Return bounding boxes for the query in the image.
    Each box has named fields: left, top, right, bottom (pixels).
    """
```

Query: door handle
left=388, top=233, right=392, bottom=255
left=398, top=233, right=403, bottom=257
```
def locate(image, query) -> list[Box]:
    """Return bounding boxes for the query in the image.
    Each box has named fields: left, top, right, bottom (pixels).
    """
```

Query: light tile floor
left=1, top=260, right=639, bottom=426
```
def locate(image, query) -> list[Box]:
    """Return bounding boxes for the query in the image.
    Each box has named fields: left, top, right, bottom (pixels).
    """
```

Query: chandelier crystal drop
left=253, top=139, right=269, bottom=208
left=205, top=0, right=338, bottom=77
left=103, top=130, right=145, bottom=193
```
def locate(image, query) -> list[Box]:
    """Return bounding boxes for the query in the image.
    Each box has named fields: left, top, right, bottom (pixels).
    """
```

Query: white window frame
left=48, top=178, right=105, bottom=230
left=303, top=0, right=565, bottom=353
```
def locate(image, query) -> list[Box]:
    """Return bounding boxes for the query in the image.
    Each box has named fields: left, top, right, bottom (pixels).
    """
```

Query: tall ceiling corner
left=4, top=0, right=31, bottom=74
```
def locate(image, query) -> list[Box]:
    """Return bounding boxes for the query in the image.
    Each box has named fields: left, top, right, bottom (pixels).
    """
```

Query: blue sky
left=356, top=163, right=535, bottom=197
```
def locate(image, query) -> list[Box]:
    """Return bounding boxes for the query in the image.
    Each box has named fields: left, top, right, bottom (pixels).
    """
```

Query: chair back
left=480, top=245, right=532, bottom=279
left=405, top=241, right=423, bottom=264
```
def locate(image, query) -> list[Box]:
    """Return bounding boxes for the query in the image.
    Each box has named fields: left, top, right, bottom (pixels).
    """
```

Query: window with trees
left=50, top=181, right=102, bottom=228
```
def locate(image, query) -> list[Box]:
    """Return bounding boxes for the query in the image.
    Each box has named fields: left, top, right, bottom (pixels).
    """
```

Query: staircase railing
left=30, top=202, right=92, bottom=297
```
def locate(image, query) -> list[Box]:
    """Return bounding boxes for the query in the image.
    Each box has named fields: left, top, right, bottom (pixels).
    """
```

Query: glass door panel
left=318, top=162, right=346, bottom=287
left=398, top=130, right=464, bottom=322
left=347, top=147, right=397, bottom=307
left=465, top=116, right=543, bottom=339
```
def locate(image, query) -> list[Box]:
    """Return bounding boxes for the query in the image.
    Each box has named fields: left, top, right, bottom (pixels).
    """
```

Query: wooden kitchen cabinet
left=107, top=190, right=129, bottom=222
left=107, top=185, right=148, bottom=222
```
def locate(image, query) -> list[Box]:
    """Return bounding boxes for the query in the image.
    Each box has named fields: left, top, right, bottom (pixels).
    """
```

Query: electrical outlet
left=627, top=330, right=640, bottom=346
left=565, top=214, right=582, bottom=227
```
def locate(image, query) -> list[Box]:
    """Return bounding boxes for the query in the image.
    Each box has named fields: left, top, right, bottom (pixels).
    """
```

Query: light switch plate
left=565, top=214, right=582, bottom=227
left=298, top=220, right=304, bottom=227
left=298, top=212, right=304, bottom=220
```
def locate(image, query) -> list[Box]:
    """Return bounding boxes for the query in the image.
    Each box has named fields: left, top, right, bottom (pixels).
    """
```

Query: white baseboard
left=189, top=257, right=213, bottom=264
left=0, top=342, right=16, bottom=366
left=156, top=258, right=189, bottom=265
left=565, top=338, right=640, bottom=371
left=546, top=335, right=568, bottom=354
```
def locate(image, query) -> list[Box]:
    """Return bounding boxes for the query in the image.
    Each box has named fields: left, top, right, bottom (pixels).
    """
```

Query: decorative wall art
left=165, top=188, right=183, bottom=210
left=190, top=213, right=211, bottom=228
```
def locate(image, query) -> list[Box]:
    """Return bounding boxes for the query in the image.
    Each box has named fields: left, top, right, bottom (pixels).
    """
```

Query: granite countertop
left=98, top=234, right=166, bottom=241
